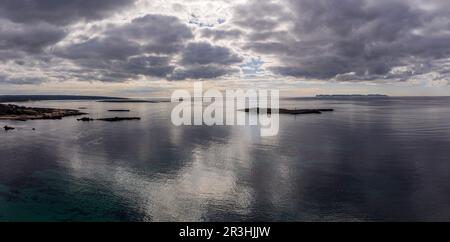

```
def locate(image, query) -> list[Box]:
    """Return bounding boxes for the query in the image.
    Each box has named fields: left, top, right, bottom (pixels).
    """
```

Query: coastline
left=0, top=103, right=86, bottom=121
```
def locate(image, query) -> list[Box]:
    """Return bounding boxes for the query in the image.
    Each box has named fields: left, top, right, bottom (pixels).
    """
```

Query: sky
left=1, top=0, right=450, bottom=97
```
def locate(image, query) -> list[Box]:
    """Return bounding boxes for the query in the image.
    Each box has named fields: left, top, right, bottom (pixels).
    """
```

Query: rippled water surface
left=1, top=97, right=450, bottom=221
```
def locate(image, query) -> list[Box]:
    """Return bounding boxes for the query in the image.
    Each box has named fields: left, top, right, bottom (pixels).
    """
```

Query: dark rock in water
left=97, top=117, right=141, bottom=122
left=77, top=117, right=94, bottom=121
left=78, top=107, right=88, bottom=110
left=3, top=125, right=15, bottom=131
left=108, top=109, right=130, bottom=112
left=242, top=108, right=334, bottom=115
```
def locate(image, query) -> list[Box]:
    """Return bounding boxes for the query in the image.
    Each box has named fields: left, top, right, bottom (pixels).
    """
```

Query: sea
left=1, top=96, right=450, bottom=221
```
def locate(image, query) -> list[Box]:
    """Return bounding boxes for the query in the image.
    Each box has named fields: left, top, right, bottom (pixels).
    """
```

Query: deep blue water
left=1, top=97, right=450, bottom=221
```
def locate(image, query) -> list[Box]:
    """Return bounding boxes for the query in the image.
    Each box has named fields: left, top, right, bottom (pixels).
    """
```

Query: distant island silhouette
left=0, top=95, right=126, bottom=103
left=316, top=94, right=388, bottom=98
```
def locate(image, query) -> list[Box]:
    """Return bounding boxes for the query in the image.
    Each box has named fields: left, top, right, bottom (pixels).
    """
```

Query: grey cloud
left=52, top=14, right=193, bottom=81
left=56, top=36, right=140, bottom=60
left=236, top=0, right=450, bottom=82
left=54, top=15, right=242, bottom=82
left=108, top=14, right=194, bottom=54
left=0, top=0, right=136, bottom=26
left=54, top=14, right=247, bottom=82
left=0, top=0, right=136, bottom=65
left=57, top=55, right=175, bottom=82
left=181, top=42, right=242, bottom=65
left=14, top=60, right=26, bottom=66
left=58, top=14, right=193, bottom=60
left=168, top=42, right=242, bottom=80
left=235, top=18, right=279, bottom=31
left=0, top=20, right=66, bottom=54
left=201, top=28, right=243, bottom=41
left=247, top=30, right=290, bottom=42
left=0, top=50, right=25, bottom=61
left=0, top=74, right=46, bottom=85
left=9, top=0, right=450, bottom=85
left=169, top=65, right=238, bottom=81
left=233, top=1, right=289, bottom=31
left=123, top=56, right=175, bottom=77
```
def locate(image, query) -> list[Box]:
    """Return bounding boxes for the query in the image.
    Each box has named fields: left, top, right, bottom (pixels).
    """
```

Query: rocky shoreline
left=0, top=104, right=86, bottom=121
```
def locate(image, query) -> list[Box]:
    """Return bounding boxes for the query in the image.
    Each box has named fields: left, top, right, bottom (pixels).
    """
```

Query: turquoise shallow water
left=1, top=97, right=450, bottom=221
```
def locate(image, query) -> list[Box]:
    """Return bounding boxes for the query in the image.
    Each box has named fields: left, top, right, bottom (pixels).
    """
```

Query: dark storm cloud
left=236, top=0, right=450, bottom=81
left=0, top=0, right=136, bottom=26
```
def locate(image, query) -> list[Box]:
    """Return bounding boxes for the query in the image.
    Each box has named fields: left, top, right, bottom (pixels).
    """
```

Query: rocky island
left=242, top=108, right=334, bottom=115
left=108, top=109, right=130, bottom=112
left=0, top=104, right=86, bottom=121
left=98, top=117, right=141, bottom=122
left=77, top=116, right=141, bottom=122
